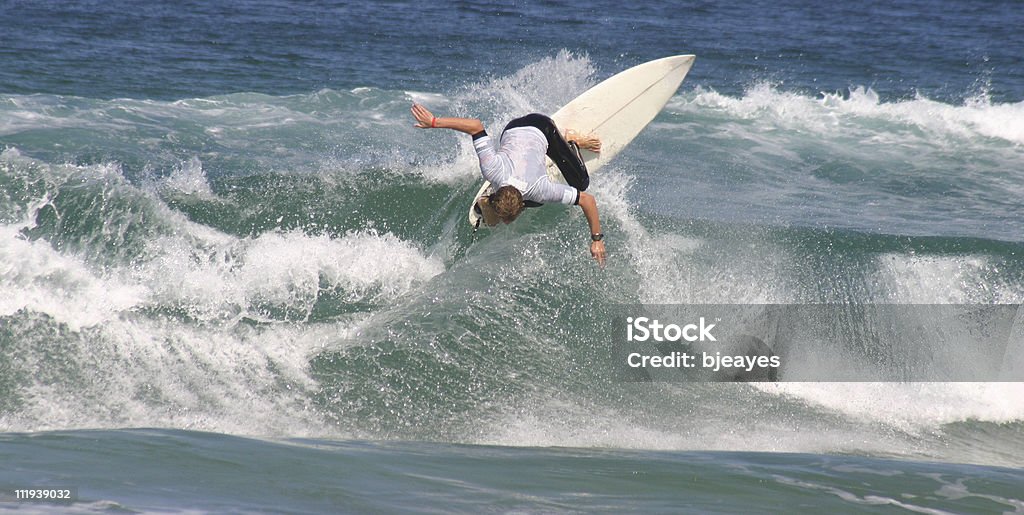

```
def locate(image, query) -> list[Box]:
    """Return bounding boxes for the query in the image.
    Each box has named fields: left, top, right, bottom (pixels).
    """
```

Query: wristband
left=431, top=116, right=437, bottom=128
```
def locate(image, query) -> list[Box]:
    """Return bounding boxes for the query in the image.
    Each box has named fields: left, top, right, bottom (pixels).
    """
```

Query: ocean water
left=1, top=0, right=1023, bottom=513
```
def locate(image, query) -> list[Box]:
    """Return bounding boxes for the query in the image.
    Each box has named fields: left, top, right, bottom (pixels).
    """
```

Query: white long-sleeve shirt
left=472, top=127, right=579, bottom=205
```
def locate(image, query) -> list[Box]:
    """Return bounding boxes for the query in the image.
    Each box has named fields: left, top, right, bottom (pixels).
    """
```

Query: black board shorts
left=502, top=114, right=590, bottom=198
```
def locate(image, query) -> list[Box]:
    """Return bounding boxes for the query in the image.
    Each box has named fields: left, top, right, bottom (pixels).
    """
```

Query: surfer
left=411, top=103, right=607, bottom=265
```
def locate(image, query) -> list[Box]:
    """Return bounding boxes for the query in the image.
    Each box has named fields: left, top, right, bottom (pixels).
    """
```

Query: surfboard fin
left=472, top=203, right=482, bottom=233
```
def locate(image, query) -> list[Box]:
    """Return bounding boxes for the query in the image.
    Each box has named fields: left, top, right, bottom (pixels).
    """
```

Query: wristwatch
left=591, top=233, right=604, bottom=242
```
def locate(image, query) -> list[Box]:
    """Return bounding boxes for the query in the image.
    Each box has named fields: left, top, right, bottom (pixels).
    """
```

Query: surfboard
left=468, top=54, right=696, bottom=228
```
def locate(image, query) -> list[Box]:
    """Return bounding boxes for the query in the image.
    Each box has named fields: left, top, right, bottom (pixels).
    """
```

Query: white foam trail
left=756, top=382, right=1024, bottom=430
left=0, top=316, right=350, bottom=437
left=679, top=82, right=1024, bottom=146
left=477, top=380, right=1024, bottom=467
left=404, top=90, right=450, bottom=107
left=408, top=50, right=599, bottom=184
left=591, top=167, right=796, bottom=304
left=1, top=88, right=437, bottom=184
left=159, top=156, right=214, bottom=197
left=0, top=222, right=146, bottom=330
left=476, top=390, right=918, bottom=458
left=462, top=49, right=596, bottom=118
left=1, top=153, right=444, bottom=326
left=0, top=158, right=148, bottom=329
left=0, top=152, right=446, bottom=437
left=874, top=253, right=1023, bottom=303
left=133, top=228, right=444, bottom=323
left=523, top=165, right=1024, bottom=465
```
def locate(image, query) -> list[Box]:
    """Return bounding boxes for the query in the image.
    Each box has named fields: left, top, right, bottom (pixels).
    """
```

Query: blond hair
left=490, top=185, right=525, bottom=221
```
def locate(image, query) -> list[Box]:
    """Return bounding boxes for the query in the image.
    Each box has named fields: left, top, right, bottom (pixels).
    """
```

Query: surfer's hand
left=590, top=240, right=606, bottom=267
left=411, top=104, right=436, bottom=128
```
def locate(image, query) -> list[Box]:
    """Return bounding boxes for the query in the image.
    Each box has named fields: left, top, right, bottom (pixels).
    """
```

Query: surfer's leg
left=544, top=123, right=590, bottom=191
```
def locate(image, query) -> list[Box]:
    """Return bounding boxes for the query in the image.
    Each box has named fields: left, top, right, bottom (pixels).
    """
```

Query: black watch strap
left=591, top=233, right=604, bottom=242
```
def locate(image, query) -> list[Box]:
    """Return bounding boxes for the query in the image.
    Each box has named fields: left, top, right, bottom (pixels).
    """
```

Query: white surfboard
left=468, top=54, right=696, bottom=228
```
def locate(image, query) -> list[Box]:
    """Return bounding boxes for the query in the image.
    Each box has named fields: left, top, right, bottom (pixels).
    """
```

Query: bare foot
left=565, top=130, right=602, bottom=153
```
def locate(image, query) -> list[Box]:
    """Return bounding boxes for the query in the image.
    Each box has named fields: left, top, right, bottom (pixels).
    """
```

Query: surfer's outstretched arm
left=411, top=104, right=484, bottom=136
left=578, top=192, right=606, bottom=266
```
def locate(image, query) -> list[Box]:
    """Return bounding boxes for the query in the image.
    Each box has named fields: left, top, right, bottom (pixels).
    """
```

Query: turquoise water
left=2, top=0, right=1023, bottom=512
